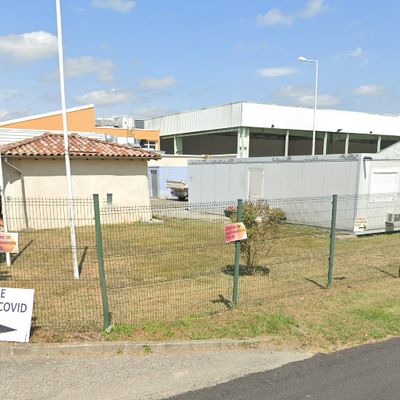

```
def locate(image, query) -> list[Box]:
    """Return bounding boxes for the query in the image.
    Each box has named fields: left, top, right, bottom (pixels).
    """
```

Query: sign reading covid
left=0, top=287, right=35, bottom=342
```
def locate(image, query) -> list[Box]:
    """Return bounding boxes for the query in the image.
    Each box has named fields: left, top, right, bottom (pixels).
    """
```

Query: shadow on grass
left=222, top=265, right=270, bottom=276
left=11, top=240, right=34, bottom=265
left=304, top=277, right=326, bottom=289
left=373, top=267, right=400, bottom=279
left=211, top=294, right=233, bottom=309
left=0, top=270, right=11, bottom=281
left=78, top=246, right=89, bottom=275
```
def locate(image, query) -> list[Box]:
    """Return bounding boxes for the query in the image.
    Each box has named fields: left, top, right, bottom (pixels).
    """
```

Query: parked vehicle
left=166, top=180, right=188, bottom=201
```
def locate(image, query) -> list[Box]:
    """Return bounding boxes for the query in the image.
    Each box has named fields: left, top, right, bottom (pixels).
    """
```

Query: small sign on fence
left=0, top=287, right=35, bottom=343
left=353, top=217, right=367, bottom=232
left=225, top=222, right=247, bottom=243
left=0, top=232, right=19, bottom=253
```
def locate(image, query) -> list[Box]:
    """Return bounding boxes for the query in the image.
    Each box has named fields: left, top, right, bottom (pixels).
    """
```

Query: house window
left=140, top=140, right=157, bottom=150
left=107, top=193, right=113, bottom=205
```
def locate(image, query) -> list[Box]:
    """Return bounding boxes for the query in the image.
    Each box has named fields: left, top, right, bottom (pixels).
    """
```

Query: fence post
left=232, top=199, right=243, bottom=306
left=93, top=194, right=111, bottom=329
left=327, top=194, right=338, bottom=288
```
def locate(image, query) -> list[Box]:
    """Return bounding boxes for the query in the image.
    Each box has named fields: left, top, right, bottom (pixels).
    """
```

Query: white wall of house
left=3, top=157, right=150, bottom=205
left=2, top=157, right=152, bottom=230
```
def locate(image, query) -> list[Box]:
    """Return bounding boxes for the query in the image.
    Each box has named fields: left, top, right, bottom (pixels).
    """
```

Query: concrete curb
left=0, top=338, right=266, bottom=356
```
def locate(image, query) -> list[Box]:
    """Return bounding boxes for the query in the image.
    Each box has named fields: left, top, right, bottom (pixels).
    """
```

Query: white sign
left=0, top=288, right=34, bottom=343
left=354, top=217, right=367, bottom=232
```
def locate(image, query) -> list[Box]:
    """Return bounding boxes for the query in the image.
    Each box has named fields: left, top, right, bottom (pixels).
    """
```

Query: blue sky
left=0, top=0, right=399, bottom=121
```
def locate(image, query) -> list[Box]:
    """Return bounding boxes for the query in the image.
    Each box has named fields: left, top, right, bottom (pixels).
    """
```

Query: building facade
left=145, top=102, right=400, bottom=158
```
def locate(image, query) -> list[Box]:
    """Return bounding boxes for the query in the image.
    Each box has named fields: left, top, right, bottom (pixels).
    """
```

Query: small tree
left=231, top=201, right=286, bottom=270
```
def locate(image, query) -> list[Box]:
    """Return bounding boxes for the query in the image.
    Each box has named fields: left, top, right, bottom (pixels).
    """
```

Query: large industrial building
left=145, top=102, right=400, bottom=158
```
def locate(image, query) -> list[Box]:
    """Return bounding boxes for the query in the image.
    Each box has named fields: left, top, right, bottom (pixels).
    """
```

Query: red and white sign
left=225, top=222, right=248, bottom=243
left=0, top=232, right=19, bottom=253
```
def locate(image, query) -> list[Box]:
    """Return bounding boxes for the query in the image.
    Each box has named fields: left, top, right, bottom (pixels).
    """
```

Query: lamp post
left=298, top=56, right=319, bottom=156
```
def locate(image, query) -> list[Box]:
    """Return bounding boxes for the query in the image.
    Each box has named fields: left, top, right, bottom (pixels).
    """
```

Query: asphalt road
left=167, top=338, right=400, bottom=400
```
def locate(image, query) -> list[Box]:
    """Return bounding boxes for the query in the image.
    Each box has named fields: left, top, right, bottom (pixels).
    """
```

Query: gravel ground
left=1, top=348, right=311, bottom=400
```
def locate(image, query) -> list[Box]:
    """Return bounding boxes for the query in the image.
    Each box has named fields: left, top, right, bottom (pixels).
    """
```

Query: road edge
left=0, top=338, right=278, bottom=356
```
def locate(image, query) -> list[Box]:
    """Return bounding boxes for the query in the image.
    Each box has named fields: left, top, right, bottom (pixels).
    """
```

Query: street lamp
left=297, top=56, right=319, bottom=156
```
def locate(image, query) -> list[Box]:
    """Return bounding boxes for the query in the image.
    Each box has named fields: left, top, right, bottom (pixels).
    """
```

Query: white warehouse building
left=145, top=102, right=400, bottom=158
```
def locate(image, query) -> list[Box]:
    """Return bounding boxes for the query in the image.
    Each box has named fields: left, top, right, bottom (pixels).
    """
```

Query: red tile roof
left=0, top=133, right=161, bottom=159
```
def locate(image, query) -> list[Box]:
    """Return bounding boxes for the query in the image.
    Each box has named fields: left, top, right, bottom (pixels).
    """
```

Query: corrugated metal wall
left=145, top=103, right=243, bottom=136
left=0, top=128, right=104, bottom=146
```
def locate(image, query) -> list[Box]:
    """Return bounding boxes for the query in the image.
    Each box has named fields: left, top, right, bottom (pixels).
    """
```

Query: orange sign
left=225, top=223, right=248, bottom=243
left=0, top=232, right=19, bottom=253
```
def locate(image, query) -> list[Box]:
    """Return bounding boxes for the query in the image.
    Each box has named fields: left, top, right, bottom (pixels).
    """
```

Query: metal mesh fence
left=334, top=194, right=400, bottom=286
left=0, top=194, right=398, bottom=333
left=1, top=199, right=102, bottom=331
left=100, top=202, right=233, bottom=325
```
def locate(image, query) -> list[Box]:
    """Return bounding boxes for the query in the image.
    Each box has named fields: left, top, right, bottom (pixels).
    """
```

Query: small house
left=0, top=133, right=160, bottom=230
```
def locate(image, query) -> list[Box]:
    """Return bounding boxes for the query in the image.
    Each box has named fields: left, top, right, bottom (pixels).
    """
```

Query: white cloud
left=66, top=57, right=114, bottom=81
left=297, top=0, right=326, bottom=18
left=0, top=108, right=30, bottom=121
left=131, top=106, right=175, bottom=119
left=257, top=9, right=293, bottom=26
left=257, top=67, right=299, bottom=78
left=75, top=89, right=135, bottom=105
left=0, top=109, right=11, bottom=120
left=0, top=89, right=20, bottom=101
left=140, top=76, right=177, bottom=90
left=278, top=85, right=340, bottom=107
left=258, top=0, right=326, bottom=27
left=353, top=85, right=386, bottom=96
left=43, top=57, right=115, bottom=82
left=0, top=31, right=57, bottom=63
left=298, top=94, right=340, bottom=107
left=349, top=47, right=364, bottom=58
left=337, top=47, right=369, bottom=65
left=91, top=0, right=136, bottom=13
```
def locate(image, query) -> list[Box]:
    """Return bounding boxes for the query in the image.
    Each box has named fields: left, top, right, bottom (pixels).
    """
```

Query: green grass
left=1, top=214, right=399, bottom=350
left=102, top=310, right=297, bottom=342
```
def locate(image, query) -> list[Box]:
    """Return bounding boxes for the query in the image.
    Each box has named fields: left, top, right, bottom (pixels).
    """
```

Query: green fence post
left=93, top=194, right=111, bottom=329
left=232, top=199, right=243, bottom=306
left=327, top=194, right=338, bottom=288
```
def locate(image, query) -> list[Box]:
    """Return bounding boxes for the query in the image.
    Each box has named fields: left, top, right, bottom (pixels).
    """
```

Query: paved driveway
left=1, top=347, right=310, bottom=400
left=167, top=338, right=400, bottom=400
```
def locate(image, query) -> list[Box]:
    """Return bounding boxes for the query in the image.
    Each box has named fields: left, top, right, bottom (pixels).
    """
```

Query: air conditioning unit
left=115, top=136, right=141, bottom=148
left=385, top=213, right=400, bottom=226
left=134, top=119, right=145, bottom=129
left=105, top=134, right=118, bottom=143
left=96, top=118, right=117, bottom=127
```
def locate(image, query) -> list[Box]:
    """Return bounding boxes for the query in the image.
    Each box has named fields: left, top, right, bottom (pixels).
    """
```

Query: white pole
left=0, top=157, right=11, bottom=267
left=377, top=136, right=382, bottom=153
left=297, top=57, right=319, bottom=156
left=285, top=130, right=289, bottom=157
left=323, top=132, right=328, bottom=155
left=312, top=60, right=319, bottom=156
left=56, top=0, right=80, bottom=279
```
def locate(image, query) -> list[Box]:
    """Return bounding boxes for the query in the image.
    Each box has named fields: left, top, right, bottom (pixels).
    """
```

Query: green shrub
left=231, top=201, right=286, bottom=269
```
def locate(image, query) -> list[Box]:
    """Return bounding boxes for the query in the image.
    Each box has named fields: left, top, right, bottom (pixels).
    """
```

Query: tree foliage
left=232, top=201, right=286, bottom=269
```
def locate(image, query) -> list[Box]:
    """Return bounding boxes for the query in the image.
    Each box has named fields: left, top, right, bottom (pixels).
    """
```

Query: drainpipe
left=0, top=156, right=11, bottom=266
left=4, top=158, right=29, bottom=231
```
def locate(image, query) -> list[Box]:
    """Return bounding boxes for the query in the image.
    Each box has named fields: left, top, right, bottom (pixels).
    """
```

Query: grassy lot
left=0, top=214, right=399, bottom=350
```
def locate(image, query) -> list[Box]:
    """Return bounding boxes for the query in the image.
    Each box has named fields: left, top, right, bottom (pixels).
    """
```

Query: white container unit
left=188, top=148, right=400, bottom=234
